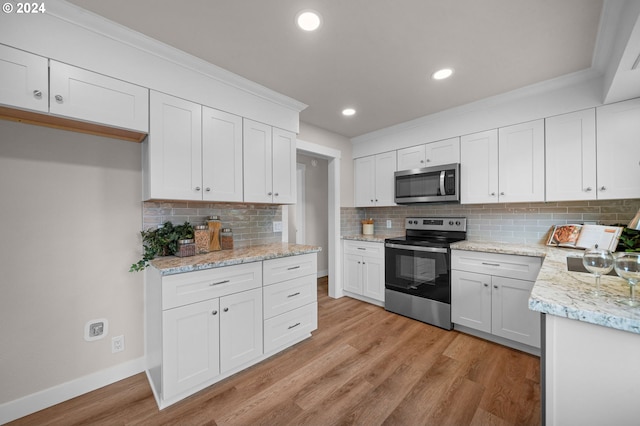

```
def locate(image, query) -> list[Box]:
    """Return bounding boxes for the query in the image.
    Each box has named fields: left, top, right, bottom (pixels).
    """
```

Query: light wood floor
left=11, top=277, right=540, bottom=425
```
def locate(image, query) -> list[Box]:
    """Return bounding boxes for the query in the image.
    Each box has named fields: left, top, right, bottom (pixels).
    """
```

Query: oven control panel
left=405, top=217, right=466, bottom=232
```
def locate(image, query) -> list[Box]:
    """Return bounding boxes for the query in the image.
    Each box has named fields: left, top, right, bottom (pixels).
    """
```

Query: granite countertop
left=451, top=241, right=640, bottom=335
left=150, top=242, right=322, bottom=276
left=342, top=233, right=402, bottom=243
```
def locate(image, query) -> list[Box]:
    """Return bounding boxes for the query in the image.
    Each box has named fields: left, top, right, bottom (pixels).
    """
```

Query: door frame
left=295, top=163, right=306, bottom=244
left=296, top=139, right=342, bottom=298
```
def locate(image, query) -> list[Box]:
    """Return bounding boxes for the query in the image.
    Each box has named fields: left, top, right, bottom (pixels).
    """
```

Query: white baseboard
left=317, top=269, right=328, bottom=278
left=0, top=357, right=145, bottom=425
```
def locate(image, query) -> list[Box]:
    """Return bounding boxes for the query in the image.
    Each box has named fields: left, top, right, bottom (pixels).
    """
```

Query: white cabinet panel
left=451, top=270, right=492, bottom=333
left=596, top=98, right=640, bottom=200
left=263, top=253, right=318, bottom=286
left=354, top=155, right=376, bottom=207
left=264, top=302, right=318, bottom=353
left=220, top=287, right=263, bottom=372
left=162, top=298, right=220, bottom=400
left=263, top=274, right=317, bottom=319
left=342, top=240, right=385, bottom=303
left=343, top=253, right=364, bottom=294
left=397, top=144, right=426, bottom=170
left=146, top=91, right=202, bottom=200
left=0, top=44, right=48, bottom=112
left=272, top=127, right=296, bottom=204
left=354, top=152, right=397, bottom=207
left=202, top=107, right=243, bottom=202
left=461, top=129, right=499, bottom=204
left=425, top=137, right=460, bottom=166
left=49, top=61, right=148, bottom=132
left=243, top=119, right=272, bottom=203
left=545, top=109, right=597, bottom=201
left=491, top=276, right=540, bottom=346
left=374, top=151, right=397, bottom=206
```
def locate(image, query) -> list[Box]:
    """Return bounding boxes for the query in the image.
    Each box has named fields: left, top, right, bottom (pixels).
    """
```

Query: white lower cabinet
left=451, top=250, right=542, bottom=352
left=146, top=252, right=317, bottom=409
left=342, top=240, right=385, bottom=304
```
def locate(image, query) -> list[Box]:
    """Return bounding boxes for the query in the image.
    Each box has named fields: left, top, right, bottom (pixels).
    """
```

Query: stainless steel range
left=384, top=217, right=467, bottom=329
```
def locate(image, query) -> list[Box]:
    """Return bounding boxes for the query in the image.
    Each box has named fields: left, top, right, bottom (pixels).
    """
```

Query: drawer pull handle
left=287, top=292, right=300, bottom=298
left=288, top=322, right=301, bottom=330
left=287, top=266, right=301, bottom=270
left=210, top=279, right=230, bottom=286
left=357, top=247, right=366, bottom=250
left=481, top=262, right=500, bottom=267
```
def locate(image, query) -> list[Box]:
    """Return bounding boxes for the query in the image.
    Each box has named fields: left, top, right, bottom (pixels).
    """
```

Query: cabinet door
left=162, top=298, right=220, bottom=400
left=451, top=270, right=492, bottom=333
left=362, top=255, right=385, bottom=302
left=220, top=288, right=263, bottom=372
left=374, top=151, right=397, bottom=206
left=545, top=109, right=597, bottom=201
left=146, top=91, right=202, bottom=200
left=596, top=99, right=640, bottom=200
left=498, top=119, right=545, bottom=202
left=243, top=119, right=273, bottom=203
left=397, top=145, right=426, bottom=170
left=272, top=127, right=297, bottom=204
left=343, top=253, right=363, bottom=294
left=354, top=156, right=376, bottom=207
left=202, top=107, right=243, bottom=202
left=460, top=130, right=499, bottom=204
left=491, top=276, right=540, bottom=348
left=0, top=44, right=48, bottom=113
left=49, top=61, right=148, bottom=132
left=425, top=137, right=460, bottom=166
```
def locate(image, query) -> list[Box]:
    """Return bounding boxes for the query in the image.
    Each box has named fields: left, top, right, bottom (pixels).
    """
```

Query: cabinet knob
left=205, top=187, right=211, bottom=192
left=484, top=283, right=489, bottom=287
left=212, top=310, right=218, bottom=315
left=500, top=192, right=505, bottom=196
left=268, top=192, right=273, bottom=196
left=54, top=94, right=63, bottom=102
left=357, top=261, right=361, bottom=264
left=33, top=90, right=42, bottom=98
left=490, top=192, right=496, bottom=196
left=223, top=307, right=229, bottom=312
left=584, top=187, right=592, bottom=192
left=370, top=199, right=374, bottom=203
left=600, top=186, right=606, bottom=191
left=420, top=160, right=425, bottom=163
left=274, top=193, right=279, bottom=197
left=426, top=158, right=431, bottom=163
left=195, top=186, right=201, bottom=191
left=493, top=285, right=498, bottom=289
left=375, top=199, right=378, bottom=202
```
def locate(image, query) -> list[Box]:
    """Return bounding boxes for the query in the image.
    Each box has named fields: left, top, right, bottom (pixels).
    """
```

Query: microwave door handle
left=439, top=170, right=446, bottom=195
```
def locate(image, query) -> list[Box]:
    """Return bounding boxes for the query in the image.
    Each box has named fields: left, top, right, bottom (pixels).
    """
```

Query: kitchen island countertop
left=451, top=240, right=640, bottom=335
left=149, top=242, right=321, bottom=276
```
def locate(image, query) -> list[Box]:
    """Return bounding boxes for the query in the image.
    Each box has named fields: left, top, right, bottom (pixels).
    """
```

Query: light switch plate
left=273, top=221, right=283, bottom=232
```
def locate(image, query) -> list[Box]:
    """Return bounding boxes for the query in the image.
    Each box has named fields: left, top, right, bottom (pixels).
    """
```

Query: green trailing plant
left=616, top=227, right=640, bottom=253
left=129, top=221, right=194, bottom=272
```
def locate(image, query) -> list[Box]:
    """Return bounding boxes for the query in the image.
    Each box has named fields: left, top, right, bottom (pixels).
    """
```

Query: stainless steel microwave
left=394, top=163, right=460, bottom=204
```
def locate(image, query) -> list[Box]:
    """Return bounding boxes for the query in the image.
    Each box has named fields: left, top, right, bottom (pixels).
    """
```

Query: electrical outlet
left=273, top=221, right=283, bottom=232
left=112, top=335, right=125, bottom=353
left=386, top=220, right=392, bottom=228
left=84, top=318, right=108, bottom=341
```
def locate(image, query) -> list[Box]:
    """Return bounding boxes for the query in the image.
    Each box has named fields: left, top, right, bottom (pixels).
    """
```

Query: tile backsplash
left=342, top=199, right=640, bottom=245
left=143, top=201, right=283, bottom=248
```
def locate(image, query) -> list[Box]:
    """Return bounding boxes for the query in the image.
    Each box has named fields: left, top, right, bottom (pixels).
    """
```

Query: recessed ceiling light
left=342, top=108, right=356, bottom=116
left=432, top=68, right=454, bottom=80
left=296, top=10, right=322, bottom=31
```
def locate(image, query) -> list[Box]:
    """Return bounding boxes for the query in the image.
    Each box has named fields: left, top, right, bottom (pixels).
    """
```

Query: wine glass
left=614, top=253, right=640, bottom=307
left=582, top=245, right=615, bottom=296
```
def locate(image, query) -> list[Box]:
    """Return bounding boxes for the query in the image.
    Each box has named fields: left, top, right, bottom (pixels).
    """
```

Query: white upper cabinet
left=0, top=44, right=48, bottom=113
left=243, top=119, right=296, bottom=204
left=49, top=61, right=149, bottom=132
left=545, top=109, right=597, bottom=201
left=202, top=107, right=243, bottom=202
left=460, top=129, right=499, bottom=204
left=461, top=120, right=544, bottom=204
left=396, top=137, right=460, bottom=171
left=498, top=119, right=545, bottom=203
left=354, top=151, right=397, bottom=207
left=596, top=98, right=640, bottom=200
left=145, top=91, right=202, bottom=201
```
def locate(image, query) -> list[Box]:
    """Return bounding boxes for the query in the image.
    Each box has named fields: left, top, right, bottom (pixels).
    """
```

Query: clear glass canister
left=194, top=225, right=209, bottom=254
left=176, top=239, right=196, bottom=257
left=207, top=216, right=222, bottom=251
left=221, top=228, right=234, bottom=250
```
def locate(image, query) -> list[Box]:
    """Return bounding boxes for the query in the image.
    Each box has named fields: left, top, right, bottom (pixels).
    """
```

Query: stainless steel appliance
left=394, top=163, right=460, bottom=204
left=384, top=216, right=467, bottom=329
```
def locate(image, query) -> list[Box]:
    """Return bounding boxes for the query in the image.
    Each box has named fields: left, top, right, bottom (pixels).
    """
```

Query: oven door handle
left=385, top=243, right=448, bottom=254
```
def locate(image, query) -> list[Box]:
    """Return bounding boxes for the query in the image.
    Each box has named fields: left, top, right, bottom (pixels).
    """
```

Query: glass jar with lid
left=194, top=224, right=209, bottom=254
left=221, top=228, right=233, bottom=250
left=175, top=239, right=196, bottom=257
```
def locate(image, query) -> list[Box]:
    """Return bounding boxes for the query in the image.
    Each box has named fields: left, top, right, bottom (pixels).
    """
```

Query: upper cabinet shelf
left=0, top=44, right=148, bottom=142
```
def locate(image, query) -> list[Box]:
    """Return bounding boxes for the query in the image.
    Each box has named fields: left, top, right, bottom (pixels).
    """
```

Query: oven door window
left=385, top=246, right=450, bottom=303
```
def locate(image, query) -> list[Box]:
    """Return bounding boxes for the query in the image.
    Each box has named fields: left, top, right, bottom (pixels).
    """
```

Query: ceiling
left=67, top=0, right=605, bottom=138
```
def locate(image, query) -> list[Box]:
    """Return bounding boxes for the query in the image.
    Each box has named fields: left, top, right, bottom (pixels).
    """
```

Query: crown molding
left=46, top=0, right=307, bottom=113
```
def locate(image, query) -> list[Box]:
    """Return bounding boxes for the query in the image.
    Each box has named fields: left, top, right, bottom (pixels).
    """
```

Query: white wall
left=298, top=122, right=353, bottom=207
left=0, top=121, right=143, bottom=405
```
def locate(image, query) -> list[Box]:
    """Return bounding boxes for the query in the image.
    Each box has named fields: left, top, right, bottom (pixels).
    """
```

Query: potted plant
left=130, top=221, right=194, bottom=272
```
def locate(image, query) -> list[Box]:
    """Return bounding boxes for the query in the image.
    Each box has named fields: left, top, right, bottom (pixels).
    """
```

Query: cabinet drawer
left=162, top=262, right=262, bottom=310
left=343, top=240, right=384, bottom=258
left=263, top=274, right=317, bottom=319
left=264, top=302, right=318, bottom=353
left=263, top=253, right=317, bottom=286
left=451, top=250, right=542, bottom=281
